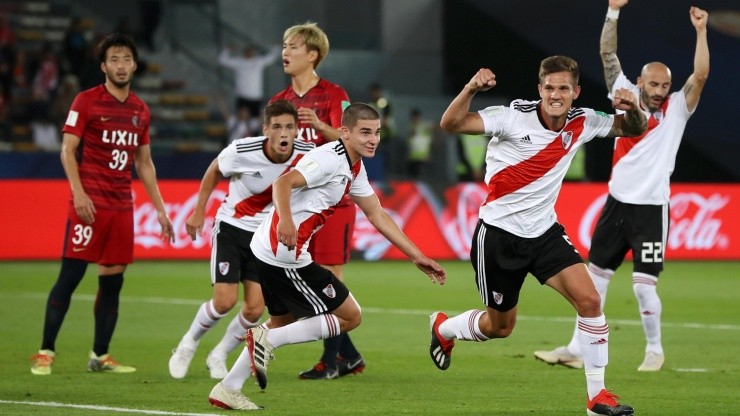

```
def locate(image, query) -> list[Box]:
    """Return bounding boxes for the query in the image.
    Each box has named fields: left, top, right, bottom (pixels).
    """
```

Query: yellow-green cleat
left=30, top=349, right=55, bottom=375
left=87, top=351, right=136, bottom=373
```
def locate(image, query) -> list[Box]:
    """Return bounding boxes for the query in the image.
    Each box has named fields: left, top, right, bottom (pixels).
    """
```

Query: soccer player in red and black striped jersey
left=269, top=22, right=363, bottom=380
left=30, top=33, right=174, bottom=376
left=431, top=56, right=646, bottom=416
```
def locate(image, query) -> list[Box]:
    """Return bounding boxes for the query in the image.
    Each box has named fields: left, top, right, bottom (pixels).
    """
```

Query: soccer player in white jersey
left=168, top=100, right=314, bottom=381
left=430, top=56, right=647, bottom=416
left=208, top=103, right=446, bottom=410
left=534, top=1, right=710, bottom=374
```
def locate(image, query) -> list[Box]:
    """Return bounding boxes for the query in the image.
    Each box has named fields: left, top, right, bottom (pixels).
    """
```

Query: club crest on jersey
left=218, top=261, right=230, bottom=275
left=653, top=110, right=664, bottom=123
left=561, top=131, right=573, bottom=149
left=322, top=284, right=336, bottom=299
left=132, top=115, right=139, bottom=127
left=491, top=290, right=503, bottom=305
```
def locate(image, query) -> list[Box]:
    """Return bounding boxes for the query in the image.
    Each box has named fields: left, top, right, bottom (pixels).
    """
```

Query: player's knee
left=212, top=297, right=237, bottom=315
left=575, top=291, right=602, bottom=316
left=242, top=303, right=264, bottom=323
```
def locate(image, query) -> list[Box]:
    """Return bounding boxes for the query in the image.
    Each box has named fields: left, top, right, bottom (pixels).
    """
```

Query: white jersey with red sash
left=608, top=72, right=693, bottom=205
left=216, top=136, right=315, bottom=232
left=479, top=100, right=614, bottom=238
left=251, top=140, right=375, bottom=268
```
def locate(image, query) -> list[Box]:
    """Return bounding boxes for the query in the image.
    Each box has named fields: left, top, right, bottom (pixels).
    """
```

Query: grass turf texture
left=0, top=260, right=738, bottom=415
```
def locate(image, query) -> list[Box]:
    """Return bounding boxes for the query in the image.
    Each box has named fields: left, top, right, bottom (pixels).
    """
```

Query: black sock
left=41, top=258, right=88, bottom=351
left=93, top=273, right=123, bottom=357
left=320, top=334, right=343, bottom=367
left=339, top=332, right=360, bottom=360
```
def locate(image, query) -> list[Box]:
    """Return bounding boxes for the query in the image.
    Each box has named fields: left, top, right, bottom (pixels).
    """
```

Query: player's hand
left=276, top=219, right=297, bottom=251
left=73, top=190, right=96, bottom=225
left=158, top=211, right=175, bottom=244
left=466, top=68, right=496, bottom=94
left=611, top=87, right=639, bottom=111
left=414, top=257, right=447, bottom=285
left=690, top=6, right=708, bottom=30
left=185, top=212, right=204, bottom=241
left=297, top=107, right=322, bottom=129
left=608, top=0, right=628, bottom=11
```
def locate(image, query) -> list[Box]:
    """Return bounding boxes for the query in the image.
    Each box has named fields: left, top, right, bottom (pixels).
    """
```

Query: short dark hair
left=341, top=102, right=379, bottom=129
left=98, top=33, right=138, bottom=64
left=263, top=99, right=298, bottom=125
left=539, top=55, right=579, bottom=86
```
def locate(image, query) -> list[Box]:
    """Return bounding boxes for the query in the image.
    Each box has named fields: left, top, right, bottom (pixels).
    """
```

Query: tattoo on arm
left=600, top=19, right=622, bottom=90
left=620, top=109, right=648, bottom=137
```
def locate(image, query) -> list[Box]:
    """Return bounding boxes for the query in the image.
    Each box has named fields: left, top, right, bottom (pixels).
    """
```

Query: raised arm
left=600, top=0, right=629, bottom=91
left=608, top=87, right=648, bottom=137
left=352, top=193, right=446, bottom=285
left=684, top=6, right=710, bottom=112
left=439, top=68, right=496, bottom=134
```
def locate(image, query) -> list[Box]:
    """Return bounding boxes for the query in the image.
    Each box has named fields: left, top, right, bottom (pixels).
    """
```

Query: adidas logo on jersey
left=251, top=171, right=262, bottom=178
left=519, top=135, right=531, bottom=144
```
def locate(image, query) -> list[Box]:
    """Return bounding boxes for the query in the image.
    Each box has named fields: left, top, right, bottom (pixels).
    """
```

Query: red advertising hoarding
left=0, top=180, right=737, bottom=261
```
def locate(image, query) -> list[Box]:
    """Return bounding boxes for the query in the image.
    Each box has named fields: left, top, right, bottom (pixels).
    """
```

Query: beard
left=640, top=89, right=665, bottom=113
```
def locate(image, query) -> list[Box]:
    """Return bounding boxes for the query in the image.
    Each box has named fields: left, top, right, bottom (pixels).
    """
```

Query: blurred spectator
left=78, top=38, right=104, bottom=90
left=367, top=82, right=399, bottom=175
left=138, top=0, right=162, bottom=51
left=407, top=108, right=433, bottom=179
left=50, top=74, right=80, bottom=128
left=218, top=43, right=280, bottom=116
left=0, top=13, right=15, bottom=109
left=63, top=17, right=88, bottom=79
left=456, top=133, right=488, bottom=182
left=29, top=43, right=59, bottom=120
left=217, top=95, right=260, bottom=148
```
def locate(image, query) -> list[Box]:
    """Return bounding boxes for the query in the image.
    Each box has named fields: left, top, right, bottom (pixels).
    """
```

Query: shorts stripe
left=476, top=225, right=488, bottom=305
left=661, top=204, right=669, bottom=251
left=209, top=221, right=221, bottom=285
left=285, top=268, right=328, bottom=315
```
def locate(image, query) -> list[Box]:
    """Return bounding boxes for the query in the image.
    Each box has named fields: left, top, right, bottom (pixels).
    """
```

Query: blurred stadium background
left=0, top=0, right=738, bottom=261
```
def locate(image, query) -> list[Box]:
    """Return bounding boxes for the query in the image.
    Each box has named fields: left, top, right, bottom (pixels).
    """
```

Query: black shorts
left=255, top=260, right=350, bottom=319
left=588, top=195, right=667, bottom=276
left=210, top=221, right=259, bottom=284
left=470, top=220, right=584, bottom=312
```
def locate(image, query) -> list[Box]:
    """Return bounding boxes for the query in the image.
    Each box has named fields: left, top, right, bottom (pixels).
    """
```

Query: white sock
left=578, top=314, right=609, bottom=400
left=220, top=346, right=252, bottom=391
left=266, top=314, right=340, bottom=348
left=185, top=299, right=228, bottom=344
left=632, top=273, right=663, bottom=355
left=439, top=310, right=488, bottom=341
left=212, top=312, right=260, bottom=356
left=567, top=264, right=613, bottom=355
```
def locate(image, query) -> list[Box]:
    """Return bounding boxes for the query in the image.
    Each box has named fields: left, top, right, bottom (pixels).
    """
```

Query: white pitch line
left=0, top=399, right=223, bottom=416
left=7, top=292, right=740, bottom=331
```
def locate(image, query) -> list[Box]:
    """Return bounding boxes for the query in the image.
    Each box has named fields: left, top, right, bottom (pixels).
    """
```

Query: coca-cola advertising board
left=0, top=180, right=737, bottom=260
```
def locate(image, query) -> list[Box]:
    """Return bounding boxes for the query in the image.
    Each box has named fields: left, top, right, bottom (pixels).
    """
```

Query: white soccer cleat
left=169, top=340, right=197, bottom=379
left=206, top=349, right=228, bottom=379
left=247, top=326, right=274, bottom=390
left=208, top=382, right=263, bottom=410
left=637, top=351, right=665, bottom=372
left=533, top=346, right=584, bottom=369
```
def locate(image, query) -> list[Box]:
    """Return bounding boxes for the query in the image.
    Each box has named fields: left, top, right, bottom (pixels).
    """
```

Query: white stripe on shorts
left=476, top=224, right=488, bottom=305
left=285, top=268, right=328, bottom=315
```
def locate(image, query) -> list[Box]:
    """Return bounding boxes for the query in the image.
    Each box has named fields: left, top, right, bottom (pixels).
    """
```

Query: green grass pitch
left=0, top=260, right=738, bottom=415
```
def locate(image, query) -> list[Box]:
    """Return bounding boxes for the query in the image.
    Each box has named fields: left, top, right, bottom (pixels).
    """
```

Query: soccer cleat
left=247, top=326, right=274, bottom=390
left=429, top=311, right=454, bottom=370
left=206, top=349, right=229, bottom=379
left=299, top=361, right=339, bottom=380
left=586, top=389, right=634, bottom=416
left=533, top=346, right=584, bottom=369
left=87, top=351, right=136, bottom=373
left=637, top=351, right=665, bottom=372
left=169, top=341, right=197, bottom=379
left=208, top=382, right=263, bottom=410
left=30, top=349, right=55, bottom=375
left=337, top=355, right=366, bottom=377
